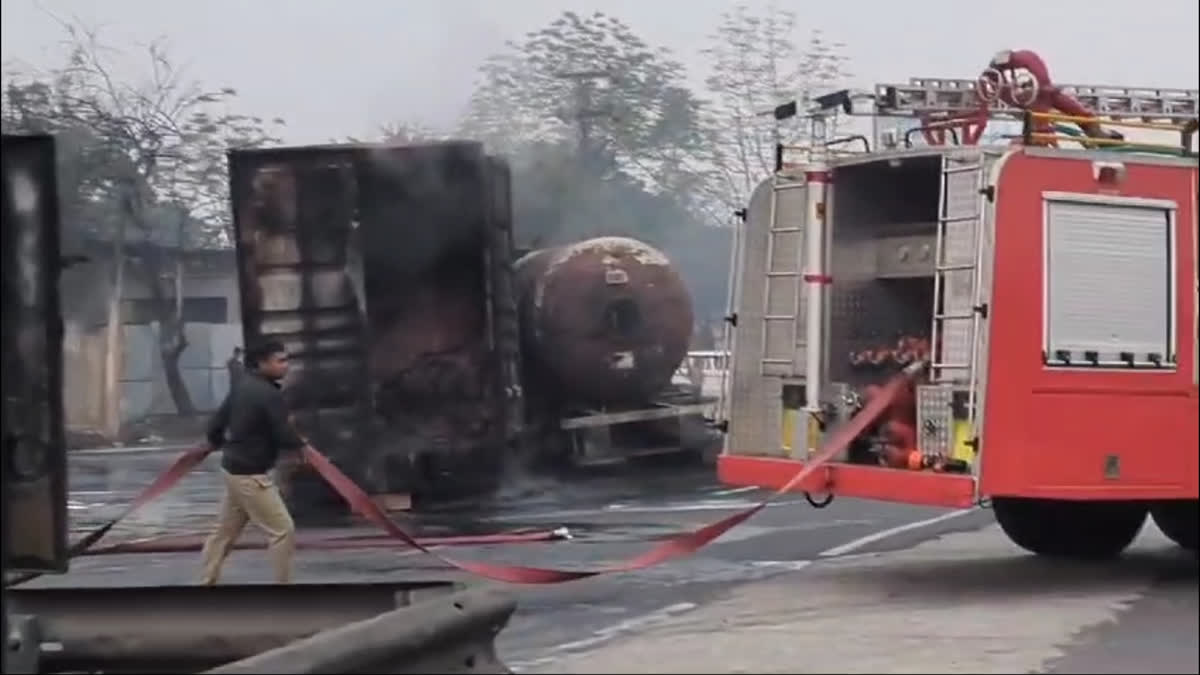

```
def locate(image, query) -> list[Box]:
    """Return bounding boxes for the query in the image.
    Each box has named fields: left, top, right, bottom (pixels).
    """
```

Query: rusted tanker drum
left=515, top=236, right=694, bottom=406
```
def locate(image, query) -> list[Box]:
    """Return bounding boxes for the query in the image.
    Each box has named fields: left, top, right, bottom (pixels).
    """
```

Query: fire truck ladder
left=929, top=153, right=987, bottom=384
left=759, top=175, right=808, bottom=375
left=875, top=77, right=1199, bottom=122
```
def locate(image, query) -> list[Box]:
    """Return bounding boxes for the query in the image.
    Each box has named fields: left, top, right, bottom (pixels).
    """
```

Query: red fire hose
left=81, top=529, right=570, bottom=556
left=7, top=363, right=926, bottom=587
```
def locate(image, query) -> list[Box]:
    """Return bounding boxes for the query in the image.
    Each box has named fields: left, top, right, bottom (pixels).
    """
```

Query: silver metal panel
left=725, top=370, right=785, bottom=457
left=1044, top=196, right=1175, bottom=366
left=829, top=280, right=931, bottom=383
left=827, top=165, right=915, bottom=387
left=725, top=177, right=798, bottom=456
left=761, top=178, right=810, bottom=375
left=875, top=233, right=937, bottom=278
left=967, top=148, right=1014, bottom=495
left=916, top=384, right=954, bottom=457
left=736, top=180, right=771, bottom=376
left=936, top=153, right=981, bottom=383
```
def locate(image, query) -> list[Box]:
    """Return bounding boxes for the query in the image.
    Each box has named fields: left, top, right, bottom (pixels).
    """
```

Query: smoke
left=357, top=140, right=492, bottom=275
left=501, top=139, right=734, bottom=344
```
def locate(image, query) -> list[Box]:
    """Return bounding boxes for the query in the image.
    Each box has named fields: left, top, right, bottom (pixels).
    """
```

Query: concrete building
left=61, top=239, right=243, bottom=434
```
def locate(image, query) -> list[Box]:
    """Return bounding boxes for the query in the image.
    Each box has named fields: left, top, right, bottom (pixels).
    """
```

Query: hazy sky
left=3, top=0, right=1197, bottom=144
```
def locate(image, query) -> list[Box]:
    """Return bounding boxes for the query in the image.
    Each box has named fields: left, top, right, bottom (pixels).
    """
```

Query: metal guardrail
left=6, top=580, right=516, bottom=673
left=205, top=586, right=516, bottom=674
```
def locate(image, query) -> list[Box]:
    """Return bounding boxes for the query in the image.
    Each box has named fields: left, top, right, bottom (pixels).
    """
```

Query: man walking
left=200, top=340, right=307, bottom=585
left=226, top=346, right=244, bottom=388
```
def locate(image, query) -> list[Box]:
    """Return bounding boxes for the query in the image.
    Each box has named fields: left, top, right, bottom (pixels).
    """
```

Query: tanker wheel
left=992, top=497, right=1147, bottom=560
left=1151, top=500, right=1198, bottom=551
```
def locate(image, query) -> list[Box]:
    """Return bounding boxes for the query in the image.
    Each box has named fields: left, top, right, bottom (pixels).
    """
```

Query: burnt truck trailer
left=2, top=133, right=70, bottom=581
left=227, top=141, right=524, bottom=508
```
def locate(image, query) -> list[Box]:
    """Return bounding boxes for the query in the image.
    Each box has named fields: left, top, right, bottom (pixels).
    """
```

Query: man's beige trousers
left=200, top=469, right=296, bottom=584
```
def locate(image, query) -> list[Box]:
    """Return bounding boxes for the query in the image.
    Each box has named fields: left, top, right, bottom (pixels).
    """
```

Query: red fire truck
left=715, top=50, right=1199, bottom=558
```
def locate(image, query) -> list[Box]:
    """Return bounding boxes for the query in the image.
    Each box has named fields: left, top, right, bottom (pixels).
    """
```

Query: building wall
left=119, top=321, right=243, bottom=419
left=60, top=253, right=244, bottom=430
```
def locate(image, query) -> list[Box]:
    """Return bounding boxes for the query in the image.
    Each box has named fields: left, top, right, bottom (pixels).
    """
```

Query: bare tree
left=698, top=2, right=851, bottom=212
left=342, top=120, right=451, bottom=144
left=3, top=20, right=282, bottom=432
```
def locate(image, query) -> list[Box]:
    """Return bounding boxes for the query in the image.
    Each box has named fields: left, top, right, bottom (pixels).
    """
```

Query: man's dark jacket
left=206, top=372, right=304, bottom=475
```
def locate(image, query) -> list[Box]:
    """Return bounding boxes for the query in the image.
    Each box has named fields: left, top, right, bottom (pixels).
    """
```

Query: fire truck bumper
left=717, top=454, right=977, bottom=509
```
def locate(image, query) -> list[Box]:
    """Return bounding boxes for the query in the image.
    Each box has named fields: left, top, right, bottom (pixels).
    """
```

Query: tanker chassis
left=716, top=51, right=1199, bottom=558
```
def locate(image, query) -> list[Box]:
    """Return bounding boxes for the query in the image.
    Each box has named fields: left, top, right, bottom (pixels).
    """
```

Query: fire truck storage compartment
left=828, top=154, right=941, bottom=388
left=826, top=152, right=981, bottom=472
left=229, top=142, right=521, bottom=510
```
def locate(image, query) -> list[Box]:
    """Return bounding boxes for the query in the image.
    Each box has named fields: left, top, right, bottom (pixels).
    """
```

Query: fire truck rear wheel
left=992, top=497, right=1147, bottom=559
left=1150, top=500, right=1198, bottom=551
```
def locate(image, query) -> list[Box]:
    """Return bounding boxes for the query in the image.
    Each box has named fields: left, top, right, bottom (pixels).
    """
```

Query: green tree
left=2, top=21, right=282, bottom=429
left=458, top=11, right=712, bottom=224
left=699, top=2, right=851, bottom=211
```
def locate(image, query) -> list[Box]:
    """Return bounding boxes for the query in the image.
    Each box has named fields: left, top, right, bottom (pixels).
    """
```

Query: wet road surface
left=527, top=523, right=1198, bottom=674
left=23, top=449, right=1199, bottom=673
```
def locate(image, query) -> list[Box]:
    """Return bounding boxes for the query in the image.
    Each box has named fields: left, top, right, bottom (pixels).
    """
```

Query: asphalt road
left=529, top=523, right=1197, bottom=675
left=23, top=449, right=1200, bottom=674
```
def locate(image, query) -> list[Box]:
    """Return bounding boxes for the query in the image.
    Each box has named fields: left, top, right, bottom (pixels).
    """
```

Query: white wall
left=59, top=254, right=245, bottom=429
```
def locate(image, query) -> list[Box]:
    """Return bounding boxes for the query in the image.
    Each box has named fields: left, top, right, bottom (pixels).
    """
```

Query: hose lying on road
left=81, top=528, right=569, bottom=556
left=7, top=362, right=926, bottom=588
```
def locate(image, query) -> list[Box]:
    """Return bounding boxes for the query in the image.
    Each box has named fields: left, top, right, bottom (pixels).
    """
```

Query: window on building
left=1043, top=194, right=1175, bottom=369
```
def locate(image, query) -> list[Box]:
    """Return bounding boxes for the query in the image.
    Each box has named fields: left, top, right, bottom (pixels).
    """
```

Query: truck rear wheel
left=992, top=497, right=1147, bottom=559
left=1151, top=500, right=1198, bottom=551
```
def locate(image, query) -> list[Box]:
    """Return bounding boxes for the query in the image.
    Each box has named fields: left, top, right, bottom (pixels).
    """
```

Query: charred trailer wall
left=229, top=146, right=373, bottom=512
left=2, top=134, right=69, bottom=573
left=357, top=143, right=522, bottom=501
left=228, top=142, right=522, bottom=509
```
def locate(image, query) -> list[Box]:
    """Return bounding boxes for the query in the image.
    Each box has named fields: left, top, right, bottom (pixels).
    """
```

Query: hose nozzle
left=901, top=360, right=929, bottom=378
